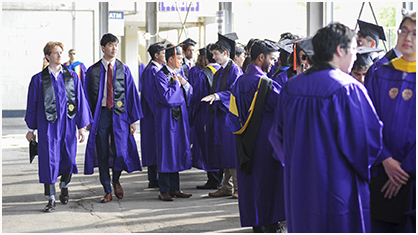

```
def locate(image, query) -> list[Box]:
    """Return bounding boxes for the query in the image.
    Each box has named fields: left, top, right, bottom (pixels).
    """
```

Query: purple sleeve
left=25, top=74, right=40, bottom=130
left=124, top=65, right=143, bottom=123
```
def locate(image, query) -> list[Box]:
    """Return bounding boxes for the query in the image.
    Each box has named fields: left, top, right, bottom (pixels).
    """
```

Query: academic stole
left=42, top=66, right=76, bottom=123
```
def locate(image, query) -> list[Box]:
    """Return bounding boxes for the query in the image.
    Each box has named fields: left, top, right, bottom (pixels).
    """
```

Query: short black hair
left=209, top=43, right=229, bottom=57
left=312, top=22, right=355, bottom=63
left=100, top=33, right=119, bottom=47
left=235, top=46, right=246, bottom=57
left=206, top=43, right=216, bottom=63
left=165, top=43, right=182, bottom=61
left=250, top=40, right=279, bottom=62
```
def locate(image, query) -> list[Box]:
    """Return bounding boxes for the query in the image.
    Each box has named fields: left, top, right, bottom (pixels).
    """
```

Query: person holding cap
left=366, top=11, right=416, bottom=233
left=153, top=43, right=193, bottom=201
left=269, top=22, right=383, bottom=232
left=25, top=41, right=92, bottom=212
left=84, top=33, right=143, bottom=203
left=202, top=33, right=243, bottom=199
left=140, top=41, right=167, bottom=189
left=181, top=38, right=197, bottom=78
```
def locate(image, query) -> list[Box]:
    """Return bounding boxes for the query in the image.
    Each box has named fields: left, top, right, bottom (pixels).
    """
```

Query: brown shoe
left=169, top=190, right=192, bottom=198
left=231, top=191, right=238, bottom=199
left=112, top=181, right=124, bottom=199
left=208, top=189, right=233, bottom=197
left=43, top=199, right=56, bottom=212
left=158, top=192, right=174, bottom=201
left=100, top=193, right=112, bottom=203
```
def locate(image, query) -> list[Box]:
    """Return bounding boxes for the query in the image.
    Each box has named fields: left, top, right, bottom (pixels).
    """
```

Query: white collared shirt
left=101, top=58, right=116, bottom=107
left=166, top=65, right=191, bottom=98
left=151, top=60, right=163, bottom=70
left=213, top=59, right=231, bottom=101
left=48, top=66, right=63, bottom=80
left=183, top=57, right=195, bottom=68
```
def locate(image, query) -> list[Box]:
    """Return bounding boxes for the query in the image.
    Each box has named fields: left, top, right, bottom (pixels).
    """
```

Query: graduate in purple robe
left=189, top=46, right=223, bottom=189
left=228, top=40, right=285, bottom=232
left=25, top=41, right=92, bottom=212
left=84, top=33, right=143, bottom=203
left=202, top=33, right=243, bottom=199
left=181, top=38, right=196, bottom=79
left=153, top=44, right=193, bottom=201
left=140, top=41, right=167, bottom=188
left=137, top=61, right=145, bottom=92
left=366, top=11, right=416, bottom=233
left=269, top=23, right=383, bottom=233
left=63, top=49, right=87, bottom=86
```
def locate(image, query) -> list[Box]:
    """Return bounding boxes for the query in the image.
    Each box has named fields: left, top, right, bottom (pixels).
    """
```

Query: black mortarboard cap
left=278, top=39, right=296, bottom=54
left=224, top=32, right=239, bottom=41
left=147, top=41, right=167, bottom=57
left=216, top=33, right=236, bottom=60
left=354, top=46, right=383, bottom=67
left=29, top=139, right=38, bottom=163
left=357, top=20, right=386, bottom=43
left=181, top=38, right=196, bottom=50
left=199, top=47, right=206, bottom=56
left=165, top=43, right=183, bottom=58
left=296, top=37, right=314, bottom=57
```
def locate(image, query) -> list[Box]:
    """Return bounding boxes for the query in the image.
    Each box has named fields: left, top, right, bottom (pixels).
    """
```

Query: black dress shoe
left=148, top=181, right=159, bottom=188
left=59, top=188, right=69, bottom=204
left=43, top=199, right=56, bottom=212
left=196, top=183, right=218, bottom=189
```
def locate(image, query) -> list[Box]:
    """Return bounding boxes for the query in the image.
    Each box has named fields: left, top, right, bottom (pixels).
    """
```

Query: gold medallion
left=402, top=89, right=413, bottom=101
left=389, top=88, right=399, bottom=99
left=68, top=104, right=74, bottom=112
left=117, top=101, right=122, bottom=107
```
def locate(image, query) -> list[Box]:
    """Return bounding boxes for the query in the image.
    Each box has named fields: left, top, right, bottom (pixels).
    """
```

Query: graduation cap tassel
left=293, top=43, right=297, bottom=71
left=174, top=46, right=180, bottom=69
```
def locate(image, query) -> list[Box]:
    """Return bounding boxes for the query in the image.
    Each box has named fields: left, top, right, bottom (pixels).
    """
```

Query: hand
left=201, top=94, right=216, bottom=105
left=177, top=75, right=187, bottom=86
left=130, top=123, right=136, bottom=135
left=382, top=157, right=410, bottom=187
left=381, top=179, right=404, bottom=199
left=26, top=131, right=35, bottom=142
left=86, top=123, right=92, bottom=131
left=78, top=128, right=86, bottom=143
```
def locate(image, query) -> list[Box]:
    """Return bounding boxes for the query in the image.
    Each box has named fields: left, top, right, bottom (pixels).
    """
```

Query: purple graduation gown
left=272, top=70, right=289, bottom=88
left=138, top=62, right=146, bottom=92
left=366, top=60, right=416, bottom=233
left=153, top=66, right=193, bottom=173
left=228, top=64, right=285, bottom=227
left=206, top=60, right=243, bottom=169
left=188, top=64, right=222, bottom=170
left=25, top=68, right=92, bottom=184
left=269, top=68, right=383, bottom=233
left=84, top=61, right=143, bottom=174
left=139, top=62, right=159, bottom=167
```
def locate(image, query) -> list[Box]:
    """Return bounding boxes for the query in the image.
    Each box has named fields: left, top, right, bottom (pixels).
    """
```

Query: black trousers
left=44, top=171, right=72, bottom=196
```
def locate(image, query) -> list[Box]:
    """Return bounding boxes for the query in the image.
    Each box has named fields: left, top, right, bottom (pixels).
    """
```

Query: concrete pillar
left=307, top=2, right=324, bottom=37
left=123, top=26, right=139, bottom=88
left=146, top=2, right=158, bottom=62
left=219, top=2, right=232, bottom=34
left=99, top=2, right=109, bottom=58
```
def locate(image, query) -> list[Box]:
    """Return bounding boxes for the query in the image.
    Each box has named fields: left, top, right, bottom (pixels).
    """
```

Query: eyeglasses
left=397, top=28, right=416, bottom=39
left=301, top=54, right=307, bottom=60
left=69, top=53, right=76, bottom=55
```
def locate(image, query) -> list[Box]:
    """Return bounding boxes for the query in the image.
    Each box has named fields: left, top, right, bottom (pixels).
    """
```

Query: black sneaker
left=43, top=199, right=56, bottom=212
left=59, top=188, right=69, bottom=204
left=148, top=181, right=159, bottom=188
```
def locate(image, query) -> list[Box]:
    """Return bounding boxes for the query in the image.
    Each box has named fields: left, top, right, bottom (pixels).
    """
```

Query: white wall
left=2, top=9, right=95, bottom=111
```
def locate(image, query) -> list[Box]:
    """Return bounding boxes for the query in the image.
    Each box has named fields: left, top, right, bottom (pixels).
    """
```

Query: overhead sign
left=159, top=2, right=200, bottom=12
left=109, top=11, right=124, bottom=36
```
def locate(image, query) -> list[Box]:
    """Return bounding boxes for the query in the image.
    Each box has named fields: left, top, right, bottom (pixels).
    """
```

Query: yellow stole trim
left=230, top=77, right=264, bottom=135
left=391, top=57, right=416, bottom=73
left=206, top=65, right=216, bottom=74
